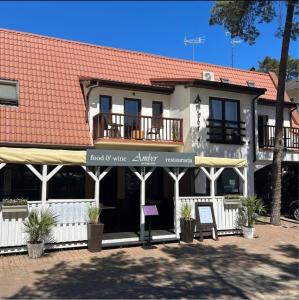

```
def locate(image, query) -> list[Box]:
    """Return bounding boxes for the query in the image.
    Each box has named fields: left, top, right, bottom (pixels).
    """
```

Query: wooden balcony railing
left=93, top=113, right=183, bottom=142
left=258, top=124, right=299, bottom=149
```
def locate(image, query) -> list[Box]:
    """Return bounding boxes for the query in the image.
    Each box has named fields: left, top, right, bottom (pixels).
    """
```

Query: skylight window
left=0, top=80, right=18, bottom=106
left=247, top=81, right=256, bottom=87
left=220, top=78, right=230, bottom=84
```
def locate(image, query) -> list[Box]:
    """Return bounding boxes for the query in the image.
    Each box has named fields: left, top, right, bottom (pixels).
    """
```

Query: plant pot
left=87, top=223, right=104, bottom=252
left=131, top=130, right=144, bottom=140
left=2, top=205, right=28, bottom=213
left=27, top=241, right=44, bottom=259
left=242, top=226, right=255, bottom=239
left=180, top=218, right=196, bottom=243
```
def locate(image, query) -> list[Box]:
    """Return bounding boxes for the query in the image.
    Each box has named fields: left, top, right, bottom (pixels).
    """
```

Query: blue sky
left=0, top=1, right=297, bottom=70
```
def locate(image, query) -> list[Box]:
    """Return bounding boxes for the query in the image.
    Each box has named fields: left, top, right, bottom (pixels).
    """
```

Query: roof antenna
left=225, top=31, right=242, bottom=68
left=184, top=36, right=205, bottom=61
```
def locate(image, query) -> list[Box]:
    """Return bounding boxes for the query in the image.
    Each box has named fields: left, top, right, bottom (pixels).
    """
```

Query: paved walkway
left=0, top=221, right=298, bottom=299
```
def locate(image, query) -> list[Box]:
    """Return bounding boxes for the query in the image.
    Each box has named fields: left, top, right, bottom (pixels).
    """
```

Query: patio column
left=129, top=166, right=155, bottom=242
left=164, top=167, right=187, bottom=239
left=234, top=166, right=248, bottom=197
left=82, top=166, right=112, bottom=208
left=0, top=163, right=6, bottom=170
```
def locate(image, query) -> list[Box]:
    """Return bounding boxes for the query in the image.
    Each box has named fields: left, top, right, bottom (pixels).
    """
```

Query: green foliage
left=23, top=209, right=58, bottom=244
left=258, top=55, right=299, bottom=80
left=237, top=196, right=265, bottom=228
left=2, top=198, right=28, bottom=206
left=181, top=203, right=192, bottom=220
left=209, top=1, right=298, bottom=45
left=88, top=206, right=101, bottom=224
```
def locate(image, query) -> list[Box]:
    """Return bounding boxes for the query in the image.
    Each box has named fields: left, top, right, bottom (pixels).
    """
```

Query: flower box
left=1, top=198, right=28, bottom=213
left=224, top=195, right=242, bottom=205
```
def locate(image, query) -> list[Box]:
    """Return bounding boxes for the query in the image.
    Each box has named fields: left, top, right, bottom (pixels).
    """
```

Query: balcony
left=93, top=113, right=183, bottom=144
left=258, top=125, right=299, bottom=150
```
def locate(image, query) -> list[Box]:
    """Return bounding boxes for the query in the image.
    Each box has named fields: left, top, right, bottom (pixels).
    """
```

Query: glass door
left=124, top=98, right=141, bottom=138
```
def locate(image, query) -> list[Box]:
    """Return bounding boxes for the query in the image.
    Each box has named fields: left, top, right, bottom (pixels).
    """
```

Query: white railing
left=0, top=199, right=95, bottom=248
left=178, top=196, right=239, bottom=231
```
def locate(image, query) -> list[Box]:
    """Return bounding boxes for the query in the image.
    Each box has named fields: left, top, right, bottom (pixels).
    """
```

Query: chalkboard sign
left=195, top=202, right=218, bottom=241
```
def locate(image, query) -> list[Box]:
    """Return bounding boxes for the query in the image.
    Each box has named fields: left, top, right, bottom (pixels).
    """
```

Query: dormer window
left=220, top=78, right=230, bottom=84
left=247, top=81, right=255, bottom=87
left=0, top=80, right=18, bottom=106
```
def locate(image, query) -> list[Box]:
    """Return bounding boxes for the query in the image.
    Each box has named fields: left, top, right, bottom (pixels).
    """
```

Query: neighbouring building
left=0, top=29, right=298, bottom=253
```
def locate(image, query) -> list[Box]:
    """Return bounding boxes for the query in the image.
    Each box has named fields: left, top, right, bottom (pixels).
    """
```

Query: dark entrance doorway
left=100, top=167, right=140, bottom=238
left=145, top=168, right=174, bottom=234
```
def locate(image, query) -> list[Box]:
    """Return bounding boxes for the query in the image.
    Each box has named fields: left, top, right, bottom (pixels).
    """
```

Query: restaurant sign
left=86, top=149, right=195, bottom=167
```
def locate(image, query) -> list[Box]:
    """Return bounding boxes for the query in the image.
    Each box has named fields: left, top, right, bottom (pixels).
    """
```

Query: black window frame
left=152, top=101, right=163, bottom=117
left=207, top=97, right=244, bottom=145
left=99, top=95, right=112, bottom=113
left=0, top=80, right=19, bottom=106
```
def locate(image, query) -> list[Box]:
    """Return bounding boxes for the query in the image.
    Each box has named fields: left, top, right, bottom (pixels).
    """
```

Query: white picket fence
left=178, top=196, right=240, bottom=232
left=0, top=199, right=95, bottom=248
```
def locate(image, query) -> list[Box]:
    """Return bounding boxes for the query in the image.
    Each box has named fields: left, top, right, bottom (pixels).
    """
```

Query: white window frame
left=0, top=79, right=19, bottom=106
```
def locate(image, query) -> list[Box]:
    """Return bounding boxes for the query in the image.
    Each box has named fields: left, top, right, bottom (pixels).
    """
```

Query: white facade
left=85, top=83, right=298, bottom=196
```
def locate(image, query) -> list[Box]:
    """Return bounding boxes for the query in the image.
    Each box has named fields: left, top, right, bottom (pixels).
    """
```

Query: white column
left=243, top=167, right=248, bottom=197
left=210, top=167, right=215, bottom=197
left=164, top=167, right=187, bottom=239
left=41, top=165, right=48, bottom=206
left=129, top=166, right=154, bottom=242
left=0, top=163, right=6, bottom=170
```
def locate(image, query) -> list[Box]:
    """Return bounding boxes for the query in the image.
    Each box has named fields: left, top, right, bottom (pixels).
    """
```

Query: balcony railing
left=93, top=113, right=183, bottom=142
left=258, top=125, right=299, bottom=149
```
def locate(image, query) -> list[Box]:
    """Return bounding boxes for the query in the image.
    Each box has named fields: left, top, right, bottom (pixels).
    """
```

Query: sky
left=0, top=1, right=298, bottom=70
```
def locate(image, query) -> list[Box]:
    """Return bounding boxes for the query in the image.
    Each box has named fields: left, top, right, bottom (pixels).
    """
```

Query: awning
left=0, top=147, right=247, bottom=168
left=0, top=147, right=86, bottom=165
left=195, top=156, right=247, bottom=168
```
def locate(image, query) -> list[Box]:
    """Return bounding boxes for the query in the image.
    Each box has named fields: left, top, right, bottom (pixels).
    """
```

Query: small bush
left=2, top=198, right=28, bottom=206
left=23, top=209, right=58, bottom=244
left=181, top=203, right=192, bottom=220
left=237, top=196, right=265, bottom=228
left=88, top=206, right=101, bottom=224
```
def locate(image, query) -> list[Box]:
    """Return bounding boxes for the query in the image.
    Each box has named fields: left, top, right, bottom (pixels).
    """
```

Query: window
left=208, top=98, right=243, bottom=144
left=216, top=169, right=242, bottom=195
left=247, top=81, right=255, bottom=87
left=152, top=101, right=163, bottom=128
left=0, top=80, right=18, bottom=105
left=152, top=101, right=163, bottom=117
left=100, top=95, right=111, bottom=113
left=220, top=78, right=230, bottom=84
left=99, top=95, right=112, bottom=129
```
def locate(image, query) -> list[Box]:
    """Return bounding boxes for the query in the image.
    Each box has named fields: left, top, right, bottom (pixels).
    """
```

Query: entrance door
left=124, top=98, right=141, bottom=138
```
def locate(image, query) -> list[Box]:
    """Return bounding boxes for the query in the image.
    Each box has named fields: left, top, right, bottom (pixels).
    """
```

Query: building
left=0, top=29, right=298, bottom=253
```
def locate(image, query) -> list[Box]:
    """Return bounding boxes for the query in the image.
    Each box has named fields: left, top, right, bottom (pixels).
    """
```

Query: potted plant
left=2, top=198, right=28, bottom=213
left=23, top=209, right=58, bottom=258
left=87, top=206, right=104, bottom=252
left=237, top=196, right=265, bottom=239
left=224, top=195, right=242, bottom=205
left=180, top=203, right=196, bottom=243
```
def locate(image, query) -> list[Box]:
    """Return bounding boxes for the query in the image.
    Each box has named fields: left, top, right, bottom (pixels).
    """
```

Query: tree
left=258, top=55, right=299, bottom=80
left=209, top=0, right=298, bottom=225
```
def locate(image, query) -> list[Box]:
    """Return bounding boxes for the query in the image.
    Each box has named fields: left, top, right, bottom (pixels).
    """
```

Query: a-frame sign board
left=195, top=202, right=218, bottom=241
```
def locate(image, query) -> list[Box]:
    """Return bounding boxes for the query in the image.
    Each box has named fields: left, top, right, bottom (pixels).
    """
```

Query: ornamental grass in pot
left=180, top=203, right=196, bottom=243
left=23, top=209, right=58, bottom=259
left=87, top=206, right=103, bottom=252
left=237, top=196, right=265, bottom=239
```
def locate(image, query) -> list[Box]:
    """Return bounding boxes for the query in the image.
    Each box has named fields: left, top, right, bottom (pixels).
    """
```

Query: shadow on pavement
left=10, top=243, right=299, bottom=299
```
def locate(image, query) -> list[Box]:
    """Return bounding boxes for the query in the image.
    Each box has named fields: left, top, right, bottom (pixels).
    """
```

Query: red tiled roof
left=0, top=28, right=282, bottom=147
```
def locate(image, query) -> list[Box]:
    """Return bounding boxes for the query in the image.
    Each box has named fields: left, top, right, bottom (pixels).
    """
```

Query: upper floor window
left=152, top=101, right=163, bottom=117
left=208, top=98, right=244, bottom=144
left=100, top=95, right=111, bottom=113
left=0, top=80, right=18, bottom=106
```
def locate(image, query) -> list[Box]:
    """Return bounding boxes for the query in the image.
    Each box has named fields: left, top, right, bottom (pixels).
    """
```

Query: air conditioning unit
left=202, top=71, right=215, bottom=81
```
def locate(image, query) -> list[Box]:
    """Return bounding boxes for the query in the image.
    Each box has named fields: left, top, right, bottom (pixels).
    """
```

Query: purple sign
left=143, top=205, right=159, bottom=216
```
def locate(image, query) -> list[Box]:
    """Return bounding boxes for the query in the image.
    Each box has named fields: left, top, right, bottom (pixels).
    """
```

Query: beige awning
left=195, top=156, right=247, bottom=168
left=0, top=147, right=86, bottom=165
